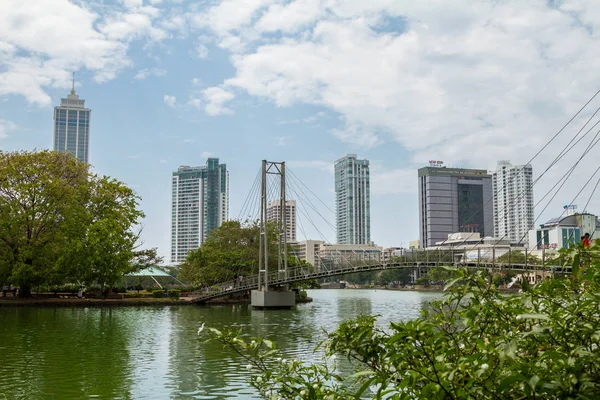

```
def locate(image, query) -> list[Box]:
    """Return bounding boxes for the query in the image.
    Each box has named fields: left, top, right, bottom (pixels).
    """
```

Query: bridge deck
left=188, top=261, right=565, bottom=304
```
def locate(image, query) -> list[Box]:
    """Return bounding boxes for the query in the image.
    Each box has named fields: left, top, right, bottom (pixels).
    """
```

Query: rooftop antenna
left=70, top=72, right=75, bottom=95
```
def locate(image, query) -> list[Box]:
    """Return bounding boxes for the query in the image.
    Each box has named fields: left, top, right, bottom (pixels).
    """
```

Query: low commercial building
left=292, top=241, right=383, bottom=270
left=430, top=232, right=522, bottom=261
left=383, top=247, right=403, bottom=263
left=527, top=212, right=600, bottom=250
left=291, top=240, right=324, bottom=270
left=318, top=243, right=383, bottom=264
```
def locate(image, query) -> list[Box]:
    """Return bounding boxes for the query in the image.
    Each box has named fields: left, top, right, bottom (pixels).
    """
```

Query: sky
left=2, top=0, right=600, bottom=262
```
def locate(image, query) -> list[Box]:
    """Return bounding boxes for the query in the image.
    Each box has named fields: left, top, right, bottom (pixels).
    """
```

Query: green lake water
left=0, top=290, right=442, bottom=399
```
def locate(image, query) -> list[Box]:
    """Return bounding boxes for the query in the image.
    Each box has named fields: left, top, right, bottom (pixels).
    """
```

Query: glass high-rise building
left=335, top=154, right=371, bottom=244
left=53, top=82, right=90, bottom=163
left=418, top=166, right=494, bottom=248
left=492, top=160, right=534, bottom=245
left=170, top=158, right=229, bottom=263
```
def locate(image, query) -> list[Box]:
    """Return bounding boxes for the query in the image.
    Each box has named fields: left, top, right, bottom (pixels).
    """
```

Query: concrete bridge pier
left=251, top=289, right=295, bottom=309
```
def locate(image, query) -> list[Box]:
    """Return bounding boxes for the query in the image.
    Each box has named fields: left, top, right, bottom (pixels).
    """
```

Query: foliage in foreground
left=208, top=244, right=600, bottom=399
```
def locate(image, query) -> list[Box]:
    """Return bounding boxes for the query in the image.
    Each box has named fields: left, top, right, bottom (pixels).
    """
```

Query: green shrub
left=151, top=290, right=164, bottom=298
left=112, top=285, right=127, bottom=293
left=296, top=290, right=307, bottom=300
left=167, top=289, right=180, bottom=300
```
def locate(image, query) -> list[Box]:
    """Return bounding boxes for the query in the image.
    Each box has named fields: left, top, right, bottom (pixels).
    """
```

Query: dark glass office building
left=418, top=166, right=493, bottom=248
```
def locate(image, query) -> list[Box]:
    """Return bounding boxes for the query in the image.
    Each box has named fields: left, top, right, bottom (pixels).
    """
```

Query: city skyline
left=3, top=0, right=600, bottom=261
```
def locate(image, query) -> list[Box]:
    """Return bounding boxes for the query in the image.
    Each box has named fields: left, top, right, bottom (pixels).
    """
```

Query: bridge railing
left=186, top=247, right=576, bottom=300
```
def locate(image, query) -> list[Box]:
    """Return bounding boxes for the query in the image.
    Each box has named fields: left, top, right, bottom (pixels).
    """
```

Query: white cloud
left=194, top=43, right=209, bottom=59
left=371, top=168, right=415, bottom=195
left=255, top=0, right=323, bottom=33
left=191, top=77, right=203, bottom=86
left=134, top=67, right=167, bottom=80
left=195, top=0, right=275, bottom=35
left=330, top=123, right=381, bottom=148
left=201, top=151, right=214, bottom=158
left=0, top=119, right=16, bottom=139
left=199, top=0, right=600, bottom=172
left=0, top=0, right=169, bottom=105
left=188, top=97, right=202, bottom=109
left=159, top=159, right=168, bottom=164
left=127, top=154, right=140, bottom=159
left=164, top=95, right=176, bottom=107
left=122, top=0, right=143, bottom=8
left=202, top=86, right=235, bottom=116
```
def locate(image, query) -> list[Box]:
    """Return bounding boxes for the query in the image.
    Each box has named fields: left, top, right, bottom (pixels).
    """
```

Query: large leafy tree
left=180, top=220, right=308, bottom=286
left=0, top=151, right=89, bottom=295
left=59, top=176, right=145, bottom=290
left=0, top=150, right=146, bottom=296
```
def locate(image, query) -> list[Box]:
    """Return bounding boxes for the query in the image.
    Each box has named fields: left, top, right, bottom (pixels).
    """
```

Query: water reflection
left=0, top=290, right=442, bottom=399
left=0, top=307, right=135, bottom=399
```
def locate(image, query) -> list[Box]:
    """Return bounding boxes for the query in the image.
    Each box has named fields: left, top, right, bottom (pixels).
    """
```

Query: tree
left=378, top=268, right=411, bottom=285
left=0, top=150, right=89, bottom=296
left=59, top=176, right=145, bottom=291
left=0, top=150, right=146, bottom=296
left=208, top=244, right=600, bottom=399
left=179, top=220, right=297, bottom=286
left=496, top=250, right=541, bottom=265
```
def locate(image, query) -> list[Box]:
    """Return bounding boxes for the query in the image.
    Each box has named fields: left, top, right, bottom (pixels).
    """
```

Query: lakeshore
left=0, top=295, right=314, bottom=307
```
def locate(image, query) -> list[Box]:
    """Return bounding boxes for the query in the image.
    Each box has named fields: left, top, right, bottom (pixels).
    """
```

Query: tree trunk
left=18, top=285, right=31, bottom=298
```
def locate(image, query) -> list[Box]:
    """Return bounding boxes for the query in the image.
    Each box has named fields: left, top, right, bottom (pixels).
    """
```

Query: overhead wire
left=432, top=92, right=600, bottom=249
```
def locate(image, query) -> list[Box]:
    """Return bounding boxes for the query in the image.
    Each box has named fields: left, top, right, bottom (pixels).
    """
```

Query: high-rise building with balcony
left=492, top=160, right=534, bottom=245
left=266, top=200, right=297, bottom=242
left=53, top=77, right=91, bottom=163
left=335, top=154, right=370, bottom=244
left=418, top=166, right=494, bottom=248
left=170, top=158, right=229, bottom=263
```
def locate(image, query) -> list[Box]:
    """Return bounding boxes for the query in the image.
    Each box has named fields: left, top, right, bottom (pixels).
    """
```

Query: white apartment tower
left=492, top=160, right=534, bottom=245
left=335, top=154, right=371, bottom=244
left=266, top=200, right=297, bottom=242
left=171, top=158, right=229, bottom=263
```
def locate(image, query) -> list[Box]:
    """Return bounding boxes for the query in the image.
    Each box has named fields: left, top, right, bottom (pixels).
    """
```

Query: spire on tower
left=70, top=72, right=76, bottom=95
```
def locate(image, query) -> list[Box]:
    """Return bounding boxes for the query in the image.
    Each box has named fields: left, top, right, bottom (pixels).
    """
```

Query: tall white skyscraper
left=171, top=158, right=229, bottom=263
left=267, top=200, right=297, bottom=242
left=492, top=160, right=534, bottom=245
left=53, top=75, right=91, bottom=163
left=335, top=154, right=370, bottom=244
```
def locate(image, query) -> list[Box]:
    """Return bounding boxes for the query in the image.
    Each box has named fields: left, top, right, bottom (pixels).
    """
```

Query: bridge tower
left=252, top=160, right=295, bottom=308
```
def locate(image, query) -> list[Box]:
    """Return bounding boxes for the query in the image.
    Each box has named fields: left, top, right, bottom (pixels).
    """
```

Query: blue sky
left=2, top=0, right=600, bottom=261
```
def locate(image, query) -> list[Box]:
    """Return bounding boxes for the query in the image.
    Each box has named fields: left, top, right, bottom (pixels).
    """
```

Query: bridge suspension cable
left=237, top=166, right=262, bottom=222
left=449, top=90, right=600, bottom=256
left=489, top=114, right=600, bottom=251
left=432, top=91, right=600, bottom=251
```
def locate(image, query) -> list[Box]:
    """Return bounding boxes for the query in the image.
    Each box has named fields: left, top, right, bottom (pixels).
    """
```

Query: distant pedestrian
left=582, top=233, right=591, bottom=248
